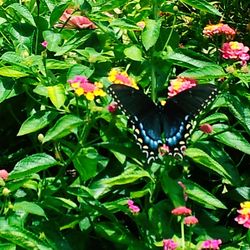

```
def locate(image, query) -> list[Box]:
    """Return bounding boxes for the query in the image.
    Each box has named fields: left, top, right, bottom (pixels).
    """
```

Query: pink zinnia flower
left=221, top=41, right=250, bottom=65
left=184, top=215, right=199, bottom=225
left=200, top=123, right=213, bottom=134
left=203, top=23, right=236, bottom=39
left=127, top=199, right=140, bottom=214
left=201, top=239, right=222, bottom=249
left=68, top=76, right=105, bottom=100
left=163, top=239, right=178, bottom=250
left=41, top=40, right=48, bottom=48
left=171, top=206, right=192, bottom=216
left=235, top=201, right=250, bottom=228
left=55, top=9, right=96, bottom=29
left=168, top=77, right=197, bottom=97
left=0, top=169, right=8, bottom=180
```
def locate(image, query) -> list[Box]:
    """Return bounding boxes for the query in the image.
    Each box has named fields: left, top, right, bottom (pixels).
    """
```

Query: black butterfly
left=107, top=84, right=218, bottom=163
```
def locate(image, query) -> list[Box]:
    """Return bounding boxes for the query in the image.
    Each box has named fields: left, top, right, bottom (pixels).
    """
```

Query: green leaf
left=124, top=45, right=144, bottom=61
left=7, top=3, right=36, bottom=27
left=0, top=243, right=16, bottom=250
left=163, top=51, right=214, bottom=68
left=46, top=59, right=71, bottom=70
left=109, top=18, right=140, bottom=30
left=200, top=113, right=229, bottom=124
left=179, top=0, right=221, bottom=16
left=213, top=124, right=250, bottom=155
left=13, top=201, right=46, bottom=218
left=0, top=79, right=23, bottom=103
left=185, top=148, right=236, bottom=184
left=17, top=111, right=57, bottom=136
left=98, top=0, right=129, bottom=11
left=182, top=180, right=227, bottom=209
left=43, top=30, right=62, bottom=52
left=142, top=19, right=161, bottom=51
left=9, top=153, right=58, bottom=180
left=50, top=3, right=69, bottom=27
left=73, top=147, right=99, bottom=181
left=43, top=115, right=83, bottom=143
left=0, top=66, right=29, bottom=78
left=227, top=95, right=250, bottom=134
left=180, top=65, right=226, bottom=79
left=0, top=218, right=51, bottom=250
left=47, top=85, right=66, bottom=109
left=67, top=64, right=94, bottom=79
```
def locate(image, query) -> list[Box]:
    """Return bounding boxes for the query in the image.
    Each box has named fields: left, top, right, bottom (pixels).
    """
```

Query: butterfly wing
left=107, top=84, right=163, bottom=161
left=161, top=84, right=218, bottom=157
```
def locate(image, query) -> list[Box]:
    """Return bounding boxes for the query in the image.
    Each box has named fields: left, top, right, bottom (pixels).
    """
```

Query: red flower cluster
left=55, top=9, right=96, bottom=29
left=168, top=77, right=197, bottom=97
left=171, top=206, right=199, bottom=226
left=199, top=123, right=213, bottom=134
left=235, top=201, right=250, bottom=228
left=203, top=23, right=236, bottom=38
left=201, top=239, right=222, bottom=250
left=221, top=41, right=250, bottom=65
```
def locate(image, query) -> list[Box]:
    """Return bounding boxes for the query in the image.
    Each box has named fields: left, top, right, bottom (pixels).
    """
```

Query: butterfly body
left=107, top=84, right=218, bottom=163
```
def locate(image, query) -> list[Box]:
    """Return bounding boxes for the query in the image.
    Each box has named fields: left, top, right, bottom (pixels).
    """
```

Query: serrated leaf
left=13, top=201, right=46, bottom=218
left=185, top=148, right=235, bottom=184
left=9, top=153, right=58, bottom=180
left=182, top=180, right=226, bottom=209
left=7, top=3, right=36, bottom=27
left=213, top=124, right=250, bottom=155
left=180, top=65, right=226, bottom=79
left=17, top=111, right=57, bottom=136
left=180, top=0, right=221, bottom=16
left=47, top=85, right=66, bottom=109
left=0, top=66, right=29, bottom=78
left=0, top=218, right=51, bottom=250
left=124, top=45, right=144, bottom=61
left=142, top=19, right=161, bottom=51
left=43, top=115, right=83, bottom=143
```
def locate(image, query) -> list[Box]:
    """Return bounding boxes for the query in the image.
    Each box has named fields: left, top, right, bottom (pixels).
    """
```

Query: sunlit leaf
left=124, top=45, right=144, bottom=61
left=47, top=84, right=66, bottom=109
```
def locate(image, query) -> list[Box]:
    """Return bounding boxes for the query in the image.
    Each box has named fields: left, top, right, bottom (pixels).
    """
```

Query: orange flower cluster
left=203, top=23, right=236, bottom=38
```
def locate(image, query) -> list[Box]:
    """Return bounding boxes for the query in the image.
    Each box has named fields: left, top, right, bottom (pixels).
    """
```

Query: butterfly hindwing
left=107, top=84, right=218, bottom=163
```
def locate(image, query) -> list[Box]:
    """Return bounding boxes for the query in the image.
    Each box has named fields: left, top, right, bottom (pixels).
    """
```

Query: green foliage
left=0, top=0, right=249, bottom=249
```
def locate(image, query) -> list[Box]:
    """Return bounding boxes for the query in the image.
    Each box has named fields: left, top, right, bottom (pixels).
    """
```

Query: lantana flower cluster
left=108, top=69, right=138, bottom=89
left=127, top=199, right=140, bottom=214
left=221, top=41, right=250, bottom=65
left=201, top=239, right=222, bottom=250
left=203, top=23, right=236, bottom=38
left=68, top=76, right=105, bottom=100
left=235, top=201, right=250, bottom=228
left=55, top=8, right=96, bottom=29
left=168, top=77, right=197, bottom=97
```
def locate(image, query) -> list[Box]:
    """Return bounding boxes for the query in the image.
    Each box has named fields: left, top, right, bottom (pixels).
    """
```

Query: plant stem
left=181, top=218, right=185, bottom=249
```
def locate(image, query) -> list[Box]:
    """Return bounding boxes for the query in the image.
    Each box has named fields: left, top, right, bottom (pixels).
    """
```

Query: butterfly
left=107, top=84, right=218, bottom=164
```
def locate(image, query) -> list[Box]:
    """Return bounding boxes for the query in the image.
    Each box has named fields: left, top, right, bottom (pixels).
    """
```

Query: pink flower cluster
left=163, top=239, right=178, bottom=250
left=55, top=9, right=96, bottom=29
left=168, top=77, right=197, bottom=97
left=203, top=23, right=236, bottom=38
left=127, top=199, right=140, bottom=214
left=201, top=239, right=222, bottom=250
left=235, top=201, right=250, bottom=228
left=221, top=41, right=250, bottom=65
left=171, top=206, right=199, bottom=226
left=0, top=169, right=8, bottom=180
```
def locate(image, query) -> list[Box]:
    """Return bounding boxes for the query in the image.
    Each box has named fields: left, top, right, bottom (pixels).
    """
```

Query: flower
left=235, top=201, right=250, bottom=228
left=127, top=199, right=140, bottom=214
left=68, top=76, right=106, bottom=100
left=41, top=41, right=48, bottom=48
left=203, top=23, right=236, bottom=39
left=184, top=215, right=199, bottom=225
left=107, top=102, right=118, bottom=113
left=158, top=144, right=170, bottom=156
left=163, top=239, right=178, bottom=250
left=200, top=123, right=213, bottom=134
left=168, top=77, right=197, bottom=97
left=171, top=206, right=192, bottom=216
left=0, top=169, right=8, bottom=180
left=55, top=8, right=96, bottom=29
left=108, top=69, right=138, bottom=89
left=221, top=41, right=250, bottom=65
left=201, top=239, right=222, bottom=249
